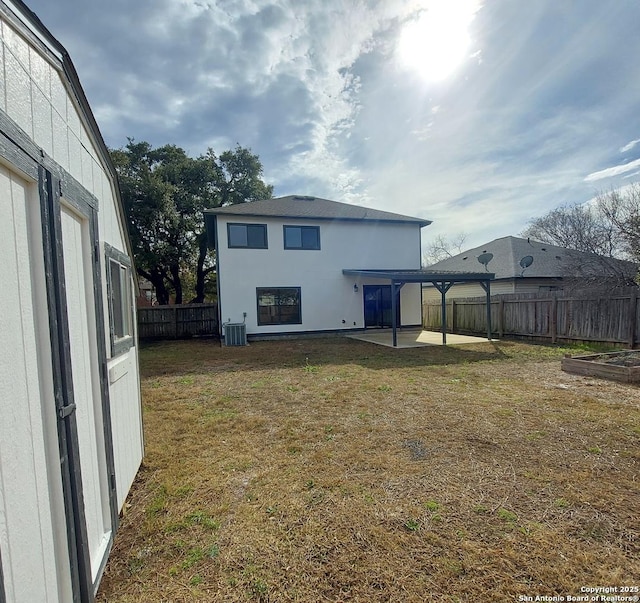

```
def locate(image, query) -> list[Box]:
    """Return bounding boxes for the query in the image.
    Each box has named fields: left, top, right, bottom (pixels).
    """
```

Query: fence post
left=451, top=299, right=457, bottom=333
left=173, top=306, right=178, bottom=339
left=550, top=296, right=558, bottom=344
left=498, top=298, right=504, bottom=338
left=628, top=290, right=638, bottom=349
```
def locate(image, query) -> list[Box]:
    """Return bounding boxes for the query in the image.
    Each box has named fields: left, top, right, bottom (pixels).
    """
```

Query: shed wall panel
left=31, top=85, right=53, bottom=157
left=67, top=129, right=83, bottom=184
left=108, top=350, right=144, bottom=510
left=28, top=46, right=50, bottom=98
left=49, top=64, right=67, bottom=121
left=98, top=166, right=127, bottom=251
left=51, top=108, right=70, bottom=171
left=65, top=91, right=82, bottom=139
left=80, top=146, right=93, bottom=192
left=4, top=42, right=32, bottom=137
left=2, top=20, right=28, bottom=67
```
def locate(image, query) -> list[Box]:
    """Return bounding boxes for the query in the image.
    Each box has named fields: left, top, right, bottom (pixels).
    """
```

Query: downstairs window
left=256, top=287, right=302, bottom=325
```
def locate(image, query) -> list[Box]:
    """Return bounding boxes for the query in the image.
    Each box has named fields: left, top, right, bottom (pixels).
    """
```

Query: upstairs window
left=228, top=223, right=268, bottom=248
left=283, top=225, right=320, bottom=250
left=105, top=244, right=134, bottom=356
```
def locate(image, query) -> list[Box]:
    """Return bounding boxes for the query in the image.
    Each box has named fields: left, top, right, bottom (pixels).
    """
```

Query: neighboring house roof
left=425, top=236, right=637, bottom=280
left=206, top=195, right=432, bottom=226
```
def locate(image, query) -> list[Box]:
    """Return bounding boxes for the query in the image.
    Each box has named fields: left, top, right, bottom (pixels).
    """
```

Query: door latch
left=58, top=403, right=76, bottom=419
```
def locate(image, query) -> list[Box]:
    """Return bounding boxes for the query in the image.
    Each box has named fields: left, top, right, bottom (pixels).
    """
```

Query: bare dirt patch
left=97, top=338, right=639, bottom=602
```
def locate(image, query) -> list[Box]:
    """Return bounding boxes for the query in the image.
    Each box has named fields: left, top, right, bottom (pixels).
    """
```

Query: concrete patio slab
left=347, top=329, right=496, bottom=348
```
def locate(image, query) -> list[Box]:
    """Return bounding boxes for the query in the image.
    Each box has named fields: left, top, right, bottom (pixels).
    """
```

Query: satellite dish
left=477, top=252, right=493, bottom=271
left=520, top=255, right=533, bottom=269
left=519, top=255, right=534, bottom=276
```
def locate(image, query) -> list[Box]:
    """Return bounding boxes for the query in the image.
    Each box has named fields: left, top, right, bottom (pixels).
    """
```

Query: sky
left=25, top=0, right=640, bottom=254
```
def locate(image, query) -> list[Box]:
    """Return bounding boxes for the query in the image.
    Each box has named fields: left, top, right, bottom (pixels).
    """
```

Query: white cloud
left=124, top=0, right=431, bottom=198
left=584, top=158, right=640, bottom=183
left=620, top=138, right=640, bottom=153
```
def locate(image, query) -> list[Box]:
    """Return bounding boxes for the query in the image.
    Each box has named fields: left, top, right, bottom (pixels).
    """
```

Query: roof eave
left=205, top=208, right=431, bottom=227
left=342, top=269, right=495, bottom=283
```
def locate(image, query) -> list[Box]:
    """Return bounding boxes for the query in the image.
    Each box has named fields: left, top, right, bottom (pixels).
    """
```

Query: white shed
left=0, top=1, right=143, bottom=602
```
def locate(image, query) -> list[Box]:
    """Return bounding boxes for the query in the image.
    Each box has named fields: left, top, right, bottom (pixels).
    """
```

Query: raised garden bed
left=561, top=350, right=640, bottom=383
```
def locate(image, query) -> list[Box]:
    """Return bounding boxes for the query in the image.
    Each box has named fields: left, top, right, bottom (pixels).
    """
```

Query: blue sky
left=25, top=0, right=640, bottom=251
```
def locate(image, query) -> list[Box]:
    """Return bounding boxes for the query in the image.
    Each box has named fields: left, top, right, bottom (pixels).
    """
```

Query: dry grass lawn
left=97, top=337, right=640, bottom=602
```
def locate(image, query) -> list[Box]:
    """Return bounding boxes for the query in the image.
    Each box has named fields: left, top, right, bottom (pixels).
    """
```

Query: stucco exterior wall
left=216, top=215, right=424, bottom=335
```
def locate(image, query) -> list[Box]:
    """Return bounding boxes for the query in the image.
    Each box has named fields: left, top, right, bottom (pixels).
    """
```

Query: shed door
left=0, top=166, right=71, bottom=601
left=60, top=204, right=112, bottom=584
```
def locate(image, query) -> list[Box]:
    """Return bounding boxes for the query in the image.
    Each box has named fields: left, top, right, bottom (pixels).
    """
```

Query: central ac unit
left=224, top=322, right=247, bottom=346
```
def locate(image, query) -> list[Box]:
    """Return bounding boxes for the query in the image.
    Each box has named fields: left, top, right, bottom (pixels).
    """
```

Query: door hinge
left=58, top=403, right=77, bottom=419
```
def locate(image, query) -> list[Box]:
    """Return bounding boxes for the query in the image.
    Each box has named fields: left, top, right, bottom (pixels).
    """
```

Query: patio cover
left=342, top=269, right=495, bottom=347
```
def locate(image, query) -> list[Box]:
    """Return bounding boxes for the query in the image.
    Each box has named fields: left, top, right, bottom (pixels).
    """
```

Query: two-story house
left=205, top=195, right=432, bottom=341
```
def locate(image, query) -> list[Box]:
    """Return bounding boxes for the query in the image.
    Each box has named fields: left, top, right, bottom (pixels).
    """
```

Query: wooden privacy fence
left=137, top=304, right=219, bottom=340
left=423, top=291, right=639, bottom=347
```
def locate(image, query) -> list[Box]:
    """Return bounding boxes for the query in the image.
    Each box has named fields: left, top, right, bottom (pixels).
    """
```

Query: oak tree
left=111, top=140, right=273, bottom=304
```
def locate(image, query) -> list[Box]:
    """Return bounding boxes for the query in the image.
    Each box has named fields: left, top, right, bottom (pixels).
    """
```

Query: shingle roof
left=206, top=195, right=431, bottom=226
left=425, top=236, right=637, bottom=279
